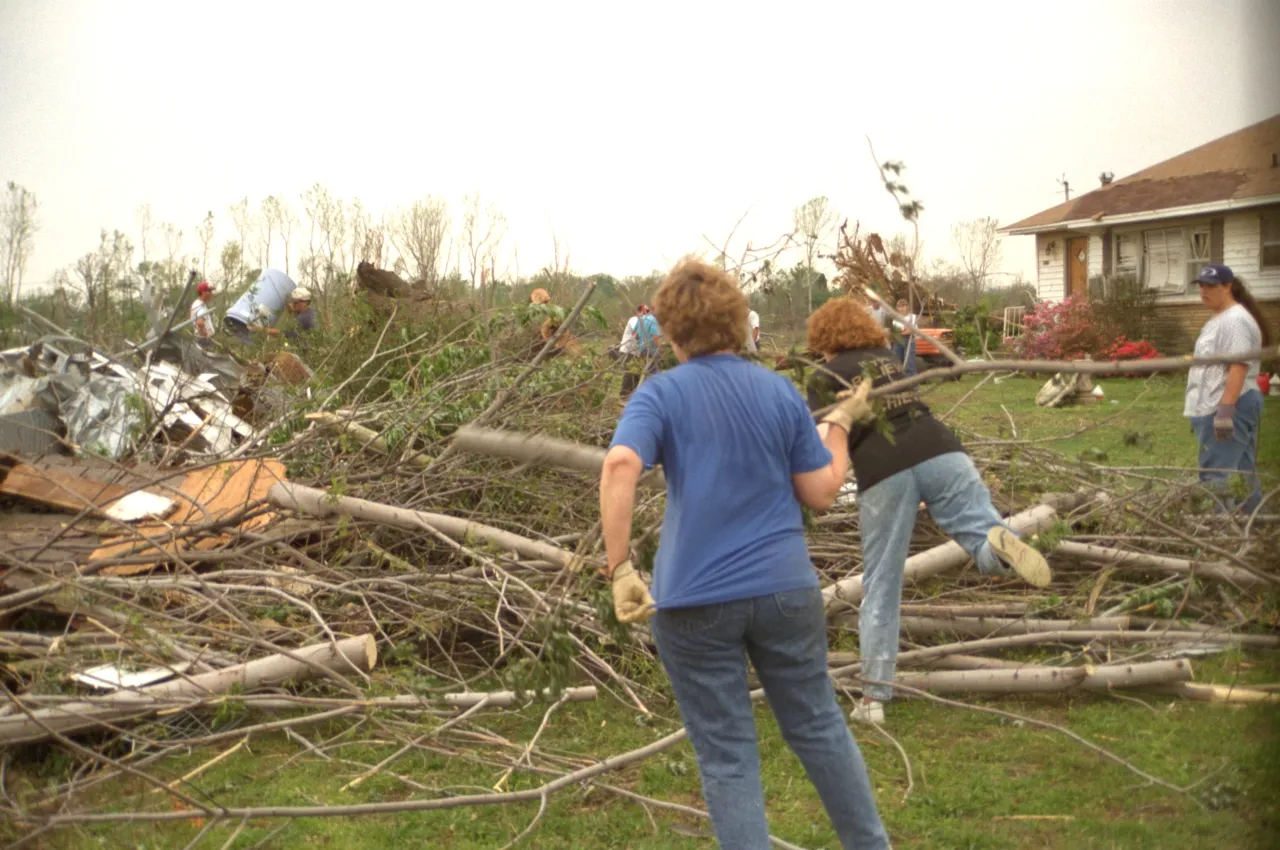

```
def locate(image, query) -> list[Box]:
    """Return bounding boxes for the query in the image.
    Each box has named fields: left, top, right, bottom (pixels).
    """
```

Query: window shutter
left=1102, top=231, right=1113, bottom=275
left=1210, top=218, right=1224, bottom=264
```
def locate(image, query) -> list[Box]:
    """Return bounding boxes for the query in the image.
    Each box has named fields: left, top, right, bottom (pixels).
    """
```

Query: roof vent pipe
left=1099, top=171, right=1114, bottom=186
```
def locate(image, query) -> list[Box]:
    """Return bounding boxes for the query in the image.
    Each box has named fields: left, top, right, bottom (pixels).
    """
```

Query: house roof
left=1003, top=113, right=1280, bottom=234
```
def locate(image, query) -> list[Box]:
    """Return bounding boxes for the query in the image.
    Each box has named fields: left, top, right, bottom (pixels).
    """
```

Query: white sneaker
left=986, top=527, right=1052, bottom=588
left=850, top=699, right=885, bottom=724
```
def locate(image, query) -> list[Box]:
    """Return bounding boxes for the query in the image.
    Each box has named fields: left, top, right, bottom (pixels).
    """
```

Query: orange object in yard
left=913, top=328, right=953, bottom=357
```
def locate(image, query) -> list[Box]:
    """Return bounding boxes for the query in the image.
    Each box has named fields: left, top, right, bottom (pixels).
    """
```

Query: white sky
left=2, top=0, right=1278, bottom=290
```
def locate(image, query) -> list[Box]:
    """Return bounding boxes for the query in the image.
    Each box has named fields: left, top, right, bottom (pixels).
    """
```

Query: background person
left=223, top=269, right=300, bottom=343
left=805, top=296, right=1051, bottom=725
left=620, top=305, right=662, bottom=397
left=1185, top=263, right=1271, bottom=513
left=747, top=307, right=761, bottom=352
left=891, top=298, right=918, bottom=376
left=189, top=281, right=217, bottom=347
left=600, top=258, right=889, bottom=849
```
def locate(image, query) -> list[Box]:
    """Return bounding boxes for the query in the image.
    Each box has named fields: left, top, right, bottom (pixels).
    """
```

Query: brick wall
left=1150, top=299, right=1280, bottom=358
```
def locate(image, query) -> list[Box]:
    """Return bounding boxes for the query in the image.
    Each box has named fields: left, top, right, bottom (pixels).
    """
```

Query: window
left=1143, top=229, right=1187, bottom=292
left=1187, top=226, right=1211, bottom=285
left=1263, top=214, right=1280, bottom=270
left=1114, top=232, right=1140, bottom=275
left=1140, top=225, right=1210, bottom=293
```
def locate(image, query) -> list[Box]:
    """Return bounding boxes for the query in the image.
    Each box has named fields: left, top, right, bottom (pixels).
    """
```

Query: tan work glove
left=610, top=560, right=655, bottom=624
left=819, top=380, right=873, bottom=433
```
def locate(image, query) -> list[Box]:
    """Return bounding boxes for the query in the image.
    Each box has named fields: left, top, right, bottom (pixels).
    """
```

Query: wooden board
left=90, top=459, right=288, bottom=574
left=1, top=463, right=131, bottom=515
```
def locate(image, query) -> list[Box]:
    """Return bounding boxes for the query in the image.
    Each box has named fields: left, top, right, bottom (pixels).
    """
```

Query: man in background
left=621, top=305, right=662, bottom=398
left=223, top=269, right=311, bottom=343
left=747, top=307, right=761, bottom=352
left=189, top=281, right=217, bottom=348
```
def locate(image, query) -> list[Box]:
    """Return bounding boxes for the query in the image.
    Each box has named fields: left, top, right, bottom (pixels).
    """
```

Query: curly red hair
left=806, top=297, right=888, bottom=354
left=652, top=257, right=749, bottom=357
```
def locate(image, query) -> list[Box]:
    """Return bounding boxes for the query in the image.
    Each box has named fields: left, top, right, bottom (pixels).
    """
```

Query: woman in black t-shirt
left=805, top=297, right=1052, bottom=725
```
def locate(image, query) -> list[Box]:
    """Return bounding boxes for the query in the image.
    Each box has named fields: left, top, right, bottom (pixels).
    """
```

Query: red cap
left=197, top=281, right=215, bottom=295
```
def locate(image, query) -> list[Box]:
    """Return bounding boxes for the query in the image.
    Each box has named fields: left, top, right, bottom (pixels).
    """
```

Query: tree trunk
left=1053, top=541, right=1266, bottom=588
left=822, top=493, right=1091, bottom=609
left=268, top=482, right=583, bottom=569
left=452, top=426, right=666, bottom=489
left=839, top=659, right=1193, bottom=695
left=0, top=635, right=376, bottom=746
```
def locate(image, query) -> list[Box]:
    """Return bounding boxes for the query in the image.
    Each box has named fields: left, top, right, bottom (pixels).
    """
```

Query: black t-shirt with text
left=805, top=347, right=965, bottom=492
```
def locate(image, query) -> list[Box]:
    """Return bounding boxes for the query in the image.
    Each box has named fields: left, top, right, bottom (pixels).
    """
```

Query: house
left=1002, top=113, right=1280, bottom=352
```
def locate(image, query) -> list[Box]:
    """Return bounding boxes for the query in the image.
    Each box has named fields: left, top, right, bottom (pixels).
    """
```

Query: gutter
left=1001, top=192, right=1280, bottom=235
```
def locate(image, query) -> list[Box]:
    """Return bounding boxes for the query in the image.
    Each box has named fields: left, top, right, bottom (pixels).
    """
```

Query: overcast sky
left=2, top=0, right=1278, bottom=292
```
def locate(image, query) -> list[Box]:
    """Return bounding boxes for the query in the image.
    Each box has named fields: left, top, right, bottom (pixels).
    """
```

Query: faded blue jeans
left=857, top=451, right=1013, bottom=702
left=1188, top=389, right=1264, bottom=514
left=651, top=586, right=890, bottom=850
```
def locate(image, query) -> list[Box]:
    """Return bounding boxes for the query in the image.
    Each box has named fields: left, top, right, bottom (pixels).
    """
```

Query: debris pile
left=0, top=297, right=1276, bottom=841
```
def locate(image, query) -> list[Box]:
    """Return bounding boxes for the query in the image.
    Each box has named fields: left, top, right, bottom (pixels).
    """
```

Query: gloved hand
left=1213, top=403, right=1235, bottom=441
left=610, top=560, right=655, bottom=624
left=820, top=380, right=874, bottom=434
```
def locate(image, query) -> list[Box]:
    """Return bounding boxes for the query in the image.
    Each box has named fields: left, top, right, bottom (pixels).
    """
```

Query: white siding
left=1087, top=233, right=1104, bottom=279
left=1224, top=209, right=1280, bottom=299
left=1035, top=234, right=1065, bottom=301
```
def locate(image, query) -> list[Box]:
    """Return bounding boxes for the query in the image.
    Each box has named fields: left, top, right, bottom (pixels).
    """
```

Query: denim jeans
left=651, top=587, right=890, bottom=850
left=857, top=451, right=1012, bottom=702
left=891, top=339, right=916, bottom=376
left=1188, top=389, right=1264, bottom=514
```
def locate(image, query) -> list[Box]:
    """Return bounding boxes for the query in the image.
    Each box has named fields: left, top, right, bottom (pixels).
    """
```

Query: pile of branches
left=0, top=294, right=1277, bottom=846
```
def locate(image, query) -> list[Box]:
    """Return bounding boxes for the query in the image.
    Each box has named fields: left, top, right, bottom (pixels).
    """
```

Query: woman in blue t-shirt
left=805, top=297, right=1052, bottom=725
left=600, top=258, right=890, bottom=850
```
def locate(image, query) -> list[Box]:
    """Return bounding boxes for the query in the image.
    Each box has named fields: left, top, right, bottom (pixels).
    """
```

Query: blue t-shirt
left=609, top=353, right=832, bottom=608
left=636, top=314, right=661, bottom=355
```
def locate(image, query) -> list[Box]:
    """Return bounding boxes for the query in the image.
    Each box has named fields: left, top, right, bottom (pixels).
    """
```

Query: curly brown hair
left=652, top=257, right=749, bottom=357
left=806, top=296, right=889, bottom=354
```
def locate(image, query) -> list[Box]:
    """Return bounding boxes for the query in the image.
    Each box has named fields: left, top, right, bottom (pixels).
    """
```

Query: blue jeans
left=891, top=339, right=916, bottom=375
left=857, top=451, right=1012, bottom=702
left=1189, top=389, right=1264, bottom=514
left=651, top=587, right=889, bottom=850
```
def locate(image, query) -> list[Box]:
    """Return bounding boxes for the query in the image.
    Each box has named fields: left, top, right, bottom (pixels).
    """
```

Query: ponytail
left=1229, top=277, right=1273, bottom=348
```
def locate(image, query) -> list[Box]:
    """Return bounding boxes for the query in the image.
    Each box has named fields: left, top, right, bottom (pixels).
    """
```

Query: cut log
left=834, top=613, right=1131, bottom=639
left=268, top=482, right=586, bottom=570
left=1144, top=682, right=1280, bottom=704
left=442, top=686, right=598, bottom=708
left=822, top=493, right=1093, bottom=610
left=306, top=412, right=431, bottom=470
left=451, top=426, right=666, bottom=490
left=1054, top=540, right=1269, bottom=588
left=837, top=660, right=1193, bottom=695
left=0, top=635, right=377, bottom=746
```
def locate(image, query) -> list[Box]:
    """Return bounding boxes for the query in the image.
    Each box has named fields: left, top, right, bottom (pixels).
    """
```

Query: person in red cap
left=190, top=281, right=217, bottom=347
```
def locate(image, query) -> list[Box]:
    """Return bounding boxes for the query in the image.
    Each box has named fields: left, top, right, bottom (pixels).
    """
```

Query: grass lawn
left=921, top=374, right=1280, bottom=485
left=6, top=375, right=1279, bottom=849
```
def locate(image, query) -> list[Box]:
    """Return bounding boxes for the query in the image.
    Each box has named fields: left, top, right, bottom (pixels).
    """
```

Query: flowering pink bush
left=1013, top=298, right=1107, bottom=361
left=1014, top=299, right=1161, bottom=375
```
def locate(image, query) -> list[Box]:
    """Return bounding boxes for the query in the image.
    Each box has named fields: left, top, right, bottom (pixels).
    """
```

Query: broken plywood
left=0, top=463, right=175, bottom=522
left=90, top=459, right=288, bottom=574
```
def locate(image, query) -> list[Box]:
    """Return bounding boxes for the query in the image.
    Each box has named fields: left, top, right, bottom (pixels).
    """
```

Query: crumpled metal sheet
left=0, top=372, right=41, bottom=415
left=57, top=374, right=144, bottom=459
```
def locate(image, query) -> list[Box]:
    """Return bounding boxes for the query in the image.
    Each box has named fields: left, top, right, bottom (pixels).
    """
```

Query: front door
left=1067, top=237, right=1089, bottom=300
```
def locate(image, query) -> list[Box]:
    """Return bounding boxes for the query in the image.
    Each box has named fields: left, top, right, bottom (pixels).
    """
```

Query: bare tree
left=793, top=195, right=837, bottom=315
left=67, top=229, right=133, bottom=337
left=229, top=197, right=252, bottom=272
left=462, top=193, right=506, bottom=309
left=278, top=198, right=297, bottom=276
left=258, top=196, right=280, bottom=270
left=2, top=181, right=38, bottom=305
left=196, top=211, right=215, bottom=279
left=390, top=196, right=450, bottom=287
left=135, top=203, right=153, bottom=266
left=161, top=222, right=184, bottom=292
left=951, top=217, right=1003, bottom=296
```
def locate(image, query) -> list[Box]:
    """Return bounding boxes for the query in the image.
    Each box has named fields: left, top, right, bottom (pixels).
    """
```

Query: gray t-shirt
left=225, top=269, right=297, bottom=326
left=1184, top=303, right=1261, bottom=417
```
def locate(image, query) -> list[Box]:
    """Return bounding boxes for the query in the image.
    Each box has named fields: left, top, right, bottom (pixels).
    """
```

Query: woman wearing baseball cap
left=1185, top=263, right=1272, bottom=513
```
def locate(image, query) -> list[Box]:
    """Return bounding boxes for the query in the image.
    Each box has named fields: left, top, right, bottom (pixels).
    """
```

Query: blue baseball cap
left=1195, top=263, right=1234, bottom=285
